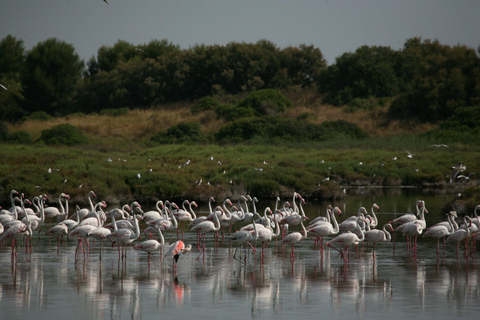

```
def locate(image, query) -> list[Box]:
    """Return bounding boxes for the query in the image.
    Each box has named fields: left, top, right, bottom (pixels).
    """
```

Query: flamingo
left=309, top=205, right=334, bottom=225
left=75, top=190, right=97, bottom=220
left=0, top=189, right=19, bottom=215
left=366, top=203, right=380, bottom=228
left=22, top=195, right=46, bottom=233
left=339, top=207, right=367, bottom=232
left=255, top=207, right=280, bottom=259
left=229, top=211, right=262, bottom=262
left=133, top=225, right=165, bottom=267
left=279, top=198, right=307, bottom=228
left=142, top=200, right=164, bottom=222
left=281, top=210, right=308, bottom=259
left=45, top=223, right=68, bottom=253
left=364, top=223, right=394, bottom=258
left=78, top=201, right=107, bottom=227
left=107, top=202, right=142, bottom=259
left=105, top=203, right=131, bottom=221
left=423, top=211, right=456, bottom=255
left=326, top=217, right=366, bottom=262
left=59, top=205, right=81, bottom=231
left=189, top=197, right=215, bottom=228
left=44, top=193, right=70, bottom=224
left=307, top=206, right=342, bottom=251
left=190, top=205, right=222, bottom=254
left=445, top=216, right=472, bottom=259
left=391, top=200, right=424, bottom=225
left=165, top=240, right=192, bottom=273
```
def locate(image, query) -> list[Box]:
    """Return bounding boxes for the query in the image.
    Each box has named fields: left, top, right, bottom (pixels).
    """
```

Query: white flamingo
left=281, top=210, right=308, bottom=259
left=423, top=211, right=456, bottom=254
left=364, top=223, right=394, bottom=258
left=133, top=225, right=165, bottom=267
left=190, top=205, right=222, bottom=254
left=44, top=193, right=70, bottom=223
left=307, top=206, right=342, bottom=251
left=326, top=217, right=366, bottom=262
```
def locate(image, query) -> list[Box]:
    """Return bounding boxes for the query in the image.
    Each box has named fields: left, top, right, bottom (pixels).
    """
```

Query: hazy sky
left=1, top=0, right=479, bottom=65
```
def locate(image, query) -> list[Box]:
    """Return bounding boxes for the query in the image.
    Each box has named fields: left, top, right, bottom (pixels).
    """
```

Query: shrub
left=38, top=124, right=88, bottom=145
left=191, top=96, right=222, bottom=115
left=7, top=131, right=32, bottom=144
left=238, top=89, right=293, bottom=116
left=28, top=111, right=53, bottom=121
left=151, top=122, right=207, bottom=144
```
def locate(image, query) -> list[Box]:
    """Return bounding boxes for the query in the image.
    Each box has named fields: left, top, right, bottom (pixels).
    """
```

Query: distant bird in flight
left=405, top=151, right=415, bottom=159
left=0, top=83, right=7, bottom=90
left=103, top=0, right=109, bottom=4
left=450, top=162, right=466, bottom=183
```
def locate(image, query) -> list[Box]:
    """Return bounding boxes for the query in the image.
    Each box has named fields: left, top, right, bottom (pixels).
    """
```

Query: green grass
left=2, top=139, right=479, bottom=205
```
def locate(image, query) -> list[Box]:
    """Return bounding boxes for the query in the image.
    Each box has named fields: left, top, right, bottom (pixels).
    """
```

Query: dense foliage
left=1, top=35, right=480, bottom=147
left=38, top=124, right=87, bottom=145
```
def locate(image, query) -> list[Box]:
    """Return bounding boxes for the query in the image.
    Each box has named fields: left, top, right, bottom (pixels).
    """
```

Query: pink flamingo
left=165, top=240, right=192, bottom=273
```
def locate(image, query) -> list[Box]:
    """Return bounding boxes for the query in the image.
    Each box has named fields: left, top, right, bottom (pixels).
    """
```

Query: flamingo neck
left=331, top=208, right=339, bottom=234
left=189, top=203, right=197, bottom=219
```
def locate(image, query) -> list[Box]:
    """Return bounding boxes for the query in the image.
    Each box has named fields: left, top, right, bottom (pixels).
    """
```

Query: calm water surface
left=1, top=189, right=479, bottom=319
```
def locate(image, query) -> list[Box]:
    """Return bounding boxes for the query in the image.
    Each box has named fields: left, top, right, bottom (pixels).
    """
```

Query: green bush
left=38, top=124, right=88, bottom=145
left=214, top=104, right=256, bottom=121
left=151, top=122, right=208, bottom=144
left=28, top=111, right=53, bottom=121
left=191, top=96, right=222, bottom=115
left=238, top=89, right=293, bottom=116
left=6, top=131, right=32, bottom=144
left=215, top=117, right=368, bottom=143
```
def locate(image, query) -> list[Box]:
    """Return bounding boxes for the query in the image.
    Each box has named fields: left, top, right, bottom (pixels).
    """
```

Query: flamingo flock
left=1, top=189, right=480, bottom=270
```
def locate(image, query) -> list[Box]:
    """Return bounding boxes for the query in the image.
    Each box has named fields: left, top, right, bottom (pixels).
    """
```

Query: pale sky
left=1, top=0, right=479, bottom=65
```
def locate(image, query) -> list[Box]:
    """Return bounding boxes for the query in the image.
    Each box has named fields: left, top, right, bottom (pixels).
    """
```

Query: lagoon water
left=1, top=189, right=479, bottom=319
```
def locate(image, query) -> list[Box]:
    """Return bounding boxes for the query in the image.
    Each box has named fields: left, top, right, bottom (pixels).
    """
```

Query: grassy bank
left=1, top=141, right=479, bottom=205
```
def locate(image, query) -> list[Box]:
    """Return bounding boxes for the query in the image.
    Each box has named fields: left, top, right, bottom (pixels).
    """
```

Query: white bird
left=364, top=223, right=394, bottom=257
left=326, top=217, right=366, bottom=262
left=281, top=210, right=308, bottom=259
left=133, top=225, right=165, bottom=266
left=406, top=151, right=415, bottom=158
left=0, top=83, right=7, bottom=90
left=423, top=211, right=456, bottom=254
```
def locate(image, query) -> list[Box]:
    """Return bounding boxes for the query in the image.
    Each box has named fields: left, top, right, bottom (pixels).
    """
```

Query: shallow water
left=1, top=189, right=479, bottom=319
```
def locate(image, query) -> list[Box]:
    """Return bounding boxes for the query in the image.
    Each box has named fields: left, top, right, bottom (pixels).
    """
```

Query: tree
left=22, top=38, right=85, bottom=116
left=317, top=45, right=402, bottom=105
left=388, top=38, right=480, bottom=122
left=0, top=35, right=26, bottom=122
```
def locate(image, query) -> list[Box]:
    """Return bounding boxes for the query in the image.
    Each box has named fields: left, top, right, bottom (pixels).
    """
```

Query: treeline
left=1, top=35, right=480, bottom=128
